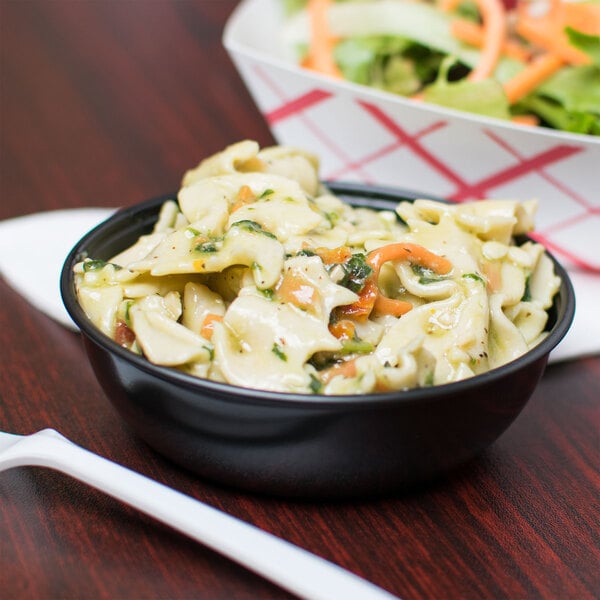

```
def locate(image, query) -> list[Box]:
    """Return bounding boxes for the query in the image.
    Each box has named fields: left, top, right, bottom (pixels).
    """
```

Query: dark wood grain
left=1, top=2, right=598, bottom=599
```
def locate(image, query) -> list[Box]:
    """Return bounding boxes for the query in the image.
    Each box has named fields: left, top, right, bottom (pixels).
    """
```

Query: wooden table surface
left=1, top=2, right=598, bottom=599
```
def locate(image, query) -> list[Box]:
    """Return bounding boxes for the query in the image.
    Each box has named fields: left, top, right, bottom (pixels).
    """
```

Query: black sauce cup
left=61, top=183, right=575, bottom=499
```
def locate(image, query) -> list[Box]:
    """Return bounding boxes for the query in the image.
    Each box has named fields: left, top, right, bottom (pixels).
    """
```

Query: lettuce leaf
left=334, top=36, right=443, bottom=96
left=537, top=65, right=600, bottom=114
left=518, top=65, right=600, bottom=135
left=566, top=27, right=600, bottom=65
left=518, top=95, right=600, bottom=135
left=422, top=57, right=511, bottom=120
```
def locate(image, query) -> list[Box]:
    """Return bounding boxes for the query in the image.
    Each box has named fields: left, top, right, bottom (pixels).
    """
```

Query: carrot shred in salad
left=302, top=0, right=343, bottom=77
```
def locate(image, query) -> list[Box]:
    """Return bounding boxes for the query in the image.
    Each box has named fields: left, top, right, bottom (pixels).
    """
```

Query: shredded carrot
left=545, top=0, right=563, bottom=22
left=314, top=245, right=352, bottom=264
left=336, top=278, right=379, bottom=321
left=482, top=261, right=501, bottom=293
left=511, top=113, right=540, bottom=127
left=200, top=313, right=223, bottom=340
left=537, top=0, right=600, bottom=34
left=303, top=0, right=342, bottom=78
left=372, top=295, right=413, bottom=318
left=451, top=18, right=530, bottom=62
left=466, top=0, right=507, bottom=81
left=563, top=2, right=600, bottom=36
left=277, top=273, right=318, bottom=311
left=231, top=185, right=256, bottom=212
left=503, top=52, right=564, bottom=104
left=366, top=243, right=453, bottom=276
left=337, top=242, right=452, bottom=321
left=516, top=20, right=590, bottom=65
left=320, top=358, right=357, bottom=384
left=516, top=0, right=592, bottom=65
left=329, top=319, right=356, bottom=341
left=439, top=0, right=460, bottom=12
left=440, top=0, right=506, bottom=80
left=366, top=242, right=451, bottom=316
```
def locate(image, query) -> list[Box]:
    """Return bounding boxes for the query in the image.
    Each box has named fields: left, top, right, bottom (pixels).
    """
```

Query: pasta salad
left=74, top=140, right=560, bottom=394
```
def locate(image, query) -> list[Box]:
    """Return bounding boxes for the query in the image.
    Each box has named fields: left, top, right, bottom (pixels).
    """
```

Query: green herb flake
left=82, top=259, right=107, bottom=272
left=296, top=248, right=317, bottom=257
left=124, top=300, right=133, bottom=326
left=260, top=288, right=275, bottom=300
left=339, top=253, right=373, bottom=293
left=412, top=264, right=446, bottom=284
left=194, top=241, right=218, bottom=253
left=309, top=374, right=323, bottom=394
left=83, top=259, right=121, bottom=272
left=462, top=272, right=486, bottom=285
left=258, top=188, right=275, bottom=199
left=272, top=343, right=288, bottom=362
left=231, top=220, right=277, bottom=239
left=521, top=275, right=532, bottom=302
left=325, top=211, right=340, bottom=227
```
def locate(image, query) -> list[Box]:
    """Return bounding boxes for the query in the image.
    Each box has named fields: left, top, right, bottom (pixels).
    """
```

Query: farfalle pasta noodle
left=74, top=140, right=560, bottom=394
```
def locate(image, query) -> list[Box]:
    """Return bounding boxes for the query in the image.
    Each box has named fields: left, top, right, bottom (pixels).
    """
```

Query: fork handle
left=5, top=429, right=398, bottom=600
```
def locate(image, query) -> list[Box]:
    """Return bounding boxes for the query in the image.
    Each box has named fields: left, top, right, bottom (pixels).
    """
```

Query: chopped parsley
left=259, top=288, right=275, bottom=300
left=124, top=300, right=133, bottom=326
left=462, top=272, right=486, bottom=285
left=325, top=211, right=340, bottom=227
left=194, top=241, right=218, bottom=253
left=412, top=264, right=447, bottom=284
left=272, top=343, right=288, bottom=361
left=338, top=253, right=373, bottom=293
left=521, top=275, right=532, bottom=302
left=296, top=248, right=317, bottom=257
left=231, top=220, right=277, bottom=239
left=258, top=188, right=274, bottom=199
left=82, top=259, right=122, bottom=272
left=309, top=374, right=323, bottom=394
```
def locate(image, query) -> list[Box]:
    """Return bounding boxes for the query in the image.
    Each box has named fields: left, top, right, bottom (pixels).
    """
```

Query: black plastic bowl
left=61, top=183, right=575, bottom=499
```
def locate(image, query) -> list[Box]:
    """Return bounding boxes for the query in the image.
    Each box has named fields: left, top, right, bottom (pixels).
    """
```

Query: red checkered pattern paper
left=230, top=56, right=600, bottom=272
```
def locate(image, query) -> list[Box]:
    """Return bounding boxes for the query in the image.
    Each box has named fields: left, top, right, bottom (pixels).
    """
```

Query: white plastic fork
left=0, top=428, right=398, bottom=600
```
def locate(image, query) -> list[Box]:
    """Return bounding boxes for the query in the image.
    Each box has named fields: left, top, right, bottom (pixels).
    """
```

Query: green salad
left=281, top=0, right=600, bottom=135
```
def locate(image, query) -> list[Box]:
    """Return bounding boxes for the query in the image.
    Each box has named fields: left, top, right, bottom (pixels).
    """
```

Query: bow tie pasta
left=74, top=140, right=560, bottom=395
